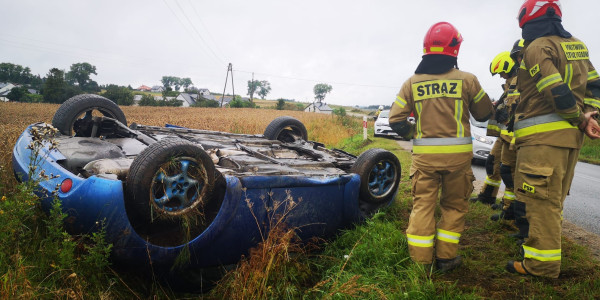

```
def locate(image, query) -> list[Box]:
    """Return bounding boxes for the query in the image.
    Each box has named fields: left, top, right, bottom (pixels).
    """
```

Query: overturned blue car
left=12, top=94, right=401, bottom=284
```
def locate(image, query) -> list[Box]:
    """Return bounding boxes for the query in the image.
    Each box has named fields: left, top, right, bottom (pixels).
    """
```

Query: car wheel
left=263, top=116, right=308, bottom=142
left=125, top=138, right=218, bottom=246
left=51, top=94, right=127, bottom=136
left=351, top=148, right=401, bottom=210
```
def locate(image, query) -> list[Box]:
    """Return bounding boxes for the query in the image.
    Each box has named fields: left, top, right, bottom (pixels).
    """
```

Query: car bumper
left=12, top=124, right=364, bottom=271
left=374, top=125, right=397, bottom=136
left=472, top=138, right=496, bottom=160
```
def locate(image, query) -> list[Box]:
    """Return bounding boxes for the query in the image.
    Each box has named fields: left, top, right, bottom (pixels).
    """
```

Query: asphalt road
left=472, top=161, right=600, bottom=235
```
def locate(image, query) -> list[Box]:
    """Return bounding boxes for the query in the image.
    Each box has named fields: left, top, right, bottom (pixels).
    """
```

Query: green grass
left=580, top=138, right=600, bottom=164
left=211, top=133, right=600, bottom=299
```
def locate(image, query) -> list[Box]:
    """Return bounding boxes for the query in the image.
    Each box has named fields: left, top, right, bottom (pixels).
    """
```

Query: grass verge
left=211, top=134, right=600, bottom=299
left=580, top=138, right=600, bottom=164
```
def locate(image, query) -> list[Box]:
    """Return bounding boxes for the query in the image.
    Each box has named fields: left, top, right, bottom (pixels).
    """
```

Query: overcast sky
left=2, top=0, right=599, bottom=107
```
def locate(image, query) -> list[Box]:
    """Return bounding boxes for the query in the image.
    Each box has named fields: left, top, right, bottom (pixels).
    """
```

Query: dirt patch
left=562, top=221, right=600, bottom=261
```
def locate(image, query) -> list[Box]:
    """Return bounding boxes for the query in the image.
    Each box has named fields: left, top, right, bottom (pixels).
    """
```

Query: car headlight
left=473, top=133, right=494, bottom=145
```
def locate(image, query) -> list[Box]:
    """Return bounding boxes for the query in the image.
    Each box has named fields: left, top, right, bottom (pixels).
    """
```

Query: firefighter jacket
left=389, top=68, right=494, bottom=168
left=515, top=36, right=599, bottom=149
left=499, top=76, right=519, bottom=143
left=487, top=80, right=512, bottom=137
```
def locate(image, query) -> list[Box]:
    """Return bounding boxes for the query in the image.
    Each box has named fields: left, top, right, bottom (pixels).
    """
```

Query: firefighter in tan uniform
left=500, top=40, right=531, bottom=241
left=389, top=22, right=493, bottom=272
left=470, top=87, right=503, bottom=206
left=506, top=0, right=600, bottom=278
left=485, top=51, right=519, bottom=219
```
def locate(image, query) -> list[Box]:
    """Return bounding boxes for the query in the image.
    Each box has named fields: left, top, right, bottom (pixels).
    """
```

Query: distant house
left=176, top=93, right=200, bottom=107
left=133, top=94, right=143, bottom=106
left=304, top=102, right=333, bottom=114
left=137, top=85, right=151, bottom=92
left=217, top=95, right=233, bottom=107
left=0, top=83, right=16, bottom=102
left=151, top=85, right=165, bottom=93
left=197, top=88, right=211, bottom=96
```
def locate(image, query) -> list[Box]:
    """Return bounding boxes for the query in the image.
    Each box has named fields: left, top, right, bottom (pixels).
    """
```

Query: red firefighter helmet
left=518, top=0, right=562, bottom=28
left=423, top=22, right=463, bottom=57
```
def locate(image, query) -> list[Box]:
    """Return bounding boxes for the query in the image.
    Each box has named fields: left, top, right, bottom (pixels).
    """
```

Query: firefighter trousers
left=406, top=161, right=474, bottom=264
left=478, top=138, right=503, bottom=199
left=515, top=145, right=579, bottom=278
left=500, top=140, right=517, bottom=210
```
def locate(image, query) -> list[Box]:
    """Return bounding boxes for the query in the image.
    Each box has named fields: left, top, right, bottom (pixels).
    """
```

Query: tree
left=313, top=83, right=332, bottom=102
left=66, top=62, right=98, bottom=91
left=276, top=99, right=285, bottom=110
left=257, top=80, right=271, bottom=99
left=247, top=80, right=261, bottom=102
left=7, top=86, right=29, bottom=102
left=180, top=78, right=193, bottom=91
left=229, top=95, right=256, bottom=108
left=138, top=94, right=157, bottom=106
left=42, top=68, right=68, bottom=103
left=161, top=76, right=183, bottom=91
left=0, top=63, right=38, bottom=85
left=103, top=84, right=134, bottom=106
left=191, top=96, right=220, bottom=108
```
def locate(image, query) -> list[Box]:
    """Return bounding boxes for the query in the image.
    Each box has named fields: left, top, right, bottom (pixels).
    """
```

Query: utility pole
left=221, top=63, right=235, bottom=107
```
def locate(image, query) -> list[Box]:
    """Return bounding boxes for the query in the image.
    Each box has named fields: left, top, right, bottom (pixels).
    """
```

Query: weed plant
left=0, top=125, right=119, bottom=299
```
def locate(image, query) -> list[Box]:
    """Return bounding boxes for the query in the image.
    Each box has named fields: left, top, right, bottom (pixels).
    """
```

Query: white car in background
left=374, top=111, right=494, bottom=161
left=470, top=116, right=496, bottom=162
left=374, top=110, right=397, bottom=138
left=374, top=110, right=415, bottom=138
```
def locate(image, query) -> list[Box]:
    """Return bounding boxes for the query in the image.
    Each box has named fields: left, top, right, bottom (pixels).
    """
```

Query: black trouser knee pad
left=513, top=200, right=529, bottom=238
left=500, top=163, right=514, bottom=189
left=485, top=155, right=495, bottom=175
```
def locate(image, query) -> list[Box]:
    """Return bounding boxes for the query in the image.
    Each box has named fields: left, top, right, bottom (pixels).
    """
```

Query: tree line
left=2, top=61, right=335, bottom=109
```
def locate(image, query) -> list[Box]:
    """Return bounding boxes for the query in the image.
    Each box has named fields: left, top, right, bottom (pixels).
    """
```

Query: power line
left=234, top=69, right=400, bottom=90
left=173, top=0, right=226, bottom=64
left=161, top=0, right=223, bottom=66
left=186, top=0, right=227, bottom=61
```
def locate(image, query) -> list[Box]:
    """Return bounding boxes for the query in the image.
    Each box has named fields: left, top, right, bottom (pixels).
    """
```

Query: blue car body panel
left=13, top=124, right=363, bottom=270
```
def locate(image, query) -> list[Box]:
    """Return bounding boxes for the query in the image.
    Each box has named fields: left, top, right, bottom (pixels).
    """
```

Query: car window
left=378, top=110, right=389, bottom=118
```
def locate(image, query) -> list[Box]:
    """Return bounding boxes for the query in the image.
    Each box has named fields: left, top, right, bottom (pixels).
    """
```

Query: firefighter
left=488, top=47, right=521, bottom=223
left=499, top=39, right=531, bottom=242
left=474, top=51, right=518, bottom=215
left=470, top=61, right=507, bottom=207
left=388, top=22, right=493, bottom=272
left=506, top=0, right=600, bottom=277
left=376, top=105, right=384, bottom=117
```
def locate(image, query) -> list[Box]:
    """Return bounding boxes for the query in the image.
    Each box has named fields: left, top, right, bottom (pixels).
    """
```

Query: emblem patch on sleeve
left=529, top=64, right=540, bottom=77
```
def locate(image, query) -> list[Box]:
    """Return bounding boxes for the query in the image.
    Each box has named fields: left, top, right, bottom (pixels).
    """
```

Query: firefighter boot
left=436, top=256, right=462, bottom=273
left=470, top=185, right=497, bottom=205
left=491, top=202, right=515, bottom=221
left=506, top=261, right=531, bottom=276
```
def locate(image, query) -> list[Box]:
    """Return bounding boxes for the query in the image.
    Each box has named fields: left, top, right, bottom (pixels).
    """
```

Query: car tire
left=125, top=138, right=217, bottom=246
left=263, top=116, right=308, bottom=142
left=351, top=148, right=401, bottom=208
left=52, top=94, right=127, bottom=136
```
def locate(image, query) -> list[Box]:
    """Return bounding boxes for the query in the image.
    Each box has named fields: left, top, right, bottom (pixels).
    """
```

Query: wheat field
left=0, top=102, right=365, bottom=191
